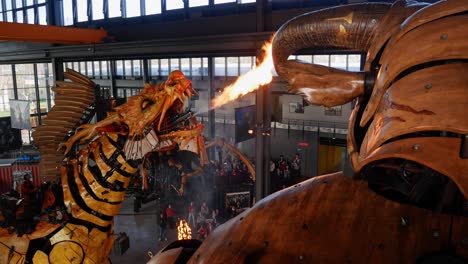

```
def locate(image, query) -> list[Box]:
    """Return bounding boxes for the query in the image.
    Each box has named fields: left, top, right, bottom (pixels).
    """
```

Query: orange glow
left=177, top=219, right=192, bottom=240
left=211, top=39, right=275, bottom=109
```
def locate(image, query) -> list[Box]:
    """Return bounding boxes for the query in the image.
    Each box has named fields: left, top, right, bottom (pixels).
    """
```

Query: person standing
left=200, top=202, right=209, bottom=218
left=291, top=153, right=302, bottom=182
left=21, top=174, right=35, bottom=202
left=166, top=204, right=175, bottom=229
left=158, top=212, right=167, bottom=241
left=188, top=201, right=196, bottom=227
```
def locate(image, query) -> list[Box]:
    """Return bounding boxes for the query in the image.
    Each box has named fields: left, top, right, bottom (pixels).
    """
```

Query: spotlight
left=247, top=129, right=253, bottom=134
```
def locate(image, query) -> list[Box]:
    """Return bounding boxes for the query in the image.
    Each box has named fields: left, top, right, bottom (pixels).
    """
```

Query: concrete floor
left=110, top=196, right=182, bottom=264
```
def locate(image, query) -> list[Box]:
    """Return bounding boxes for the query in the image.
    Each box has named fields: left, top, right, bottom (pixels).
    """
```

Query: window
left=297, top=55, right=312, bottom=63
left=101, top=61, right=109, bottom=78
left=214, top=0, right=236, bottom=4
left=313, top=55, right=329, bottom=66
left=126, top=0, right=140, bottom=18
left=227, top=57, right=239, bottom=76
left=160, top=59, right=169, bottom=77
left=86, top=61, right=94, bottom=77
left=92, top=0, right=104, bottom=20
left=116, top=60, right=124, bottom=76
left=26, top=7, right=34, bottom=23
left=240, top=0, right=256, bottom=3
left=108, top=0, right=121, bottom=18
left=214, top=57, right=225, bottom=76
left=16, top=10, right=23, bottom=23
left=167, top=0, right=184, bottom=10
left=133, top=60, right=142, bottom=76
left=93, top=61, right=101, bottom=77
left=239, top=56, right=254, bottom=74
left=191, top=58, right=202, bottom=77
left=181, top=58, right=190, bottom=77
left=170, top=58, right=180, bottom=72
left=63, top=0, right=74, bottom=25
left=77, top=0, right=88, bottom=22
left=145, top=0, right=161, bottom=15
left=0, top=65, right=14, bottom=117
left=38, top=5, right=46, bottom=25
left=124, top=60, right=132, bottom=77
left=330, top=55, right=347, bottom=70
left=189, top=0, right=209, bottom=7
left=150, top=59, right=160, bottom=77
left=347, top=55, right=361, bottom=72
left=79, top=62, right=87, bottom=75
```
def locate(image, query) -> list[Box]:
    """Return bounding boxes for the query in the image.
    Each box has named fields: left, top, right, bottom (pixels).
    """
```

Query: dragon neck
left=61, top=133, right=138, bottom=231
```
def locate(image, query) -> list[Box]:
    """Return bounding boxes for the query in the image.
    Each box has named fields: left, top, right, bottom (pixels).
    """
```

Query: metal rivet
left=298, top=255, right=304, bottom=261
left=440, top=34, right=448, bottom=40
left=433, top=230, right=440, bottom=238
left=400, top=217, right=408, bottom=227
left=425, top=84, right=432, bottom=90
left=413, top=144, right=420, bottom=150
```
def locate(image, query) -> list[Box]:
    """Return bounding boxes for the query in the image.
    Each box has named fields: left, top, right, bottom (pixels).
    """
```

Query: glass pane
left=297, top=55, right=312, bottom=63
left=63, top=0, right=74, bottom=25
left=101, top=61, right=109, bottom=77
left=124, top=60, right=132, bottom=76
left=126, top=0, right=140, bottom=18
left=214, top=57, right=225, bottom=76
left=16, top=10, right=23, bottom=23
left=347, top=54, right=361, bottom=72
left=108, top=0, right=121, bottom=18
left=313, top=55, right=329, bottom=67
left=150, top=59, right=159, bottom=76
left=181, top=58, right=190, bottom=76
left=240, top=57, right=253, bottom=74
left=191, top=58, right=201, bottom=76
left=38, top=5, right=47, bottom=25
left=93, top=61, right=101, bottom=77
left=15, top=0, right=22, bottom=9
left=170, top=58, right=179, bottom=71
left=86, top=61, right=93, bottom=76
left=77, top=0, right=88, bottom=22
left=116, top=60, right=124, bottom=76
left=7, top=11, right=13, bottom=22
left=189, top=0, right=208, bottom=7
left=80, top=62, right=86, bottom=74
left=37, top=0, right=46, bottom=3
left=167, top=0, right=184, bottom=10
left=160, top=59, right=169, bottom=77
left=202, top=58, right=208, bottom=77
left=214, top=0, right=235, bottom=4
left=227, top=57, right=239, bottom=76
left=92, top=0, right=104, bottom=20
left=26, top=8, right=33, bottom=24
left=145, top=0, right=161, bottom=15
left=240, top=0, right=256, bottom=3
left=5, top=0, right=12, bottom=11
left=330, top=55, right=347, bottom=70
left=0, top=65, right=14, bottom=117
left=26, top=0, right=34, bottom=6
left=132, top=60, right=141, bottom=76
left=0, top=13, right=3, bottom=22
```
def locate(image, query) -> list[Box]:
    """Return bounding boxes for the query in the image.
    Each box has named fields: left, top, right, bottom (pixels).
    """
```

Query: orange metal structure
left=0, top=22, right=107, bottom=44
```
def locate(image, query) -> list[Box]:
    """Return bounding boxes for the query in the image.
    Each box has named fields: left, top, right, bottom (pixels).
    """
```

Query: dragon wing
left=32, top=68, right=96, bottom=182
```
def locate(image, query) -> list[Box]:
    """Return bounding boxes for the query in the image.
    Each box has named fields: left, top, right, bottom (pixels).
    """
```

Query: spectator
left=197, top=223, right=208, bottom=240
left=200, top=202, right=209, bottom=218
left=188, top=201, right=196, bottom=227
left=158, top=212, right=167, bottom=241
left=291, top=153, right=302, bottom=181
left=166, top=204, right=175, bottom=229
left=21, top=174, right=35, bottom=202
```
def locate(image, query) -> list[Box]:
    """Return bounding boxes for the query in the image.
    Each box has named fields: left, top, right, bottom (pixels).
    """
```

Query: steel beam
left=0, top=22, right=107, bottom=44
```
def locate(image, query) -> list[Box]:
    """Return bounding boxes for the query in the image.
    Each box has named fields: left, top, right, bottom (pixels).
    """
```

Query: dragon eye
left=141, top=99, right=153, bottom=110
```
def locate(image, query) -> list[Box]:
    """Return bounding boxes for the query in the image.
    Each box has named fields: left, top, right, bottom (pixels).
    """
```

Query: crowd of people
left=157, top=201, right=220, bottom=241
left=270, top=153, right=302, bottom=192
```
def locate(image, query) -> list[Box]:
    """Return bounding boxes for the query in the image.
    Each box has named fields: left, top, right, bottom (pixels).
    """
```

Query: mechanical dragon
left=0, top=69, right=254, bottom=263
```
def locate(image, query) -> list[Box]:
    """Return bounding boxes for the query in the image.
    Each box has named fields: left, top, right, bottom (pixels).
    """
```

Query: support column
left=142, top=59, right=150, bottom=83
left=255, top=86, right=265, bottom=203
left=109, top=60, right=117, bottom=99
left=207, top=57, right=216, bottom=159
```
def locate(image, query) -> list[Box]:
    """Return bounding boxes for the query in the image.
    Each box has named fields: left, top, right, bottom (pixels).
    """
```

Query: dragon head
left=115, top=70, right=195, bottom=139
